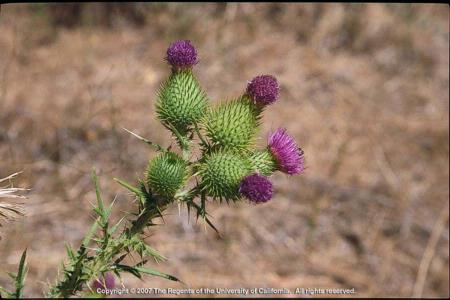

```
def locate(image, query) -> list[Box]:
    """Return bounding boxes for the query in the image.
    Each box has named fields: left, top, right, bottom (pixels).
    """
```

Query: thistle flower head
left=156, top=70, right=208, bottom=136
left=249, top=150, right=277, bottom=176
left=166, top=40, right=198, bottom=69
left=239, top=173, right=273, bottom=204
left=204, top=96, right=260, bottom=150
left=92, top=272, right=115, bottom=290
left=199, top=151, right=252, bottom=200
left=246, top=75, right=280, bottom=106
left=268, top=128, right=304, bottom=175
left=147, top=152, right=188, bottom=199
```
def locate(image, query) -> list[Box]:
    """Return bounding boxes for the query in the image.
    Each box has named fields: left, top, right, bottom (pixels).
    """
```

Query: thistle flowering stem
left=48, top=205, right=169, bottom=297
left=2, top=40, right=305, bottom=298
left=129, top=202, right=168, bottom=236
left=193, top=121, right=209, bottom=148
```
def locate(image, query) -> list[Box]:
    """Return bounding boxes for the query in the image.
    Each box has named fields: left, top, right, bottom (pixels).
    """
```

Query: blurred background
left=0, top=3, right=448, bottom=298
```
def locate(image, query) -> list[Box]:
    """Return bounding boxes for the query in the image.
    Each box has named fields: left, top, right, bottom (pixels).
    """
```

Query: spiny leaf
left=114, top=264, right=142, bottom=279
left=122, top=127, right=165, bottom=152
left=104, top=195, right=119, bottom=223
left=0, top=285, right=13, bottom=298
left=200, top=192, right=206, bottom=218
left=109, top=216, right=126, bottom=236
left=126, top=237, right=167, bottom=262
left=82, top=217, right=100, bottom=247
left=114, top=178, right=142, bottom=198
left=65, top=244, right=76, bottom=261
left=134, top=267, right=181, bottom=283
left=91, top=169, right=107, bottom=225
left=164, top=122, right=190, bottom=151
left=114, top=253, right=128, bottom=265
left=14, top=248, right=28, bottom=298
left=188, top=200, right=221, bottom=238
left=134, top=259, right=148, bottom=268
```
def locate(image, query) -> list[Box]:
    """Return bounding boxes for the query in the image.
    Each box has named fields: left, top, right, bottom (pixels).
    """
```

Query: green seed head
left=156, top=70, right=208, bottom=135
left=146, top=152, right=188, bottom=200
left=203, top=96, right=261, bottom=150
left=249, top=149, right=277, bottom=176
left=199, top=151, right=252, bottom=200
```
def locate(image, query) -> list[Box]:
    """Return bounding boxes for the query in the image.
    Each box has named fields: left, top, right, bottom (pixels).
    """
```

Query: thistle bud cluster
left=151, top=40, right=305, bottom=205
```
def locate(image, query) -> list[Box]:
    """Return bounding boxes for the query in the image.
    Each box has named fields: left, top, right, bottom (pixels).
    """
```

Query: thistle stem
left=193, top=122, right=209, bottom=148
left=47, top=190, right=187, bottom=298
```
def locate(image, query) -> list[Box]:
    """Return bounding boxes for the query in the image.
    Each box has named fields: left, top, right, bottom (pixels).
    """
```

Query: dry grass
left=0, top=3, right=448, bottom=298
left=0, top=172, right=26, bottom=230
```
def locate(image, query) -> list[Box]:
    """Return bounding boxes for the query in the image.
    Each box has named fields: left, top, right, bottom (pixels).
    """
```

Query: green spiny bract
left=202, top=95, right=262, bottom=151
left=249, top=150, right=277, bottom=176
left=156, top=70, right=208, bottom=136
left=198, top=150, right=252, bottom=200
left=146, top=152, right=188, bottom=200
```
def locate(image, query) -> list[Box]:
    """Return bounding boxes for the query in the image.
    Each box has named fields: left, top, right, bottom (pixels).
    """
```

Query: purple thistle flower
left=239, top=173, right=273, bottom=204
left=268, top=128, right=304, bottom=175
left=246, top=75, right=280, bottom=106
left=92, top=272, right=115, bottom=291
left=166, top=40, right=198, bottom=69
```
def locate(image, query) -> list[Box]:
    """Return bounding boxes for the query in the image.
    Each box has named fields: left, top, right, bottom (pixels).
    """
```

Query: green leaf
left=14, top=248, right=28, bottom=298
left=0, top=285, right=13, bottom=298
left=113, top=264, right=142, bottom=279
left=109, top=216, right=125, bottom=236
left=134, top=260, right=148, bottom=268
left=143, top=245, right=167, bottom=263
left=82, top=217, right=100, bottom=247
left=105, top=196, right=119, bottom=223
left=200, top=192, right=206, bottom=218
left=113, top=254, right=128, bottom=265
left=91, top=169, right=107, bottom=225
left=193, top=121, right=209, bottom=148
left=134, top=267, right=181, bottom=283
left=122, top=127, right=165, bottom=152
left=114, top=178, right=142, bottom=198
left=7, top=272, right=15, bottom=280
left=65, top=244, right=76, bottom=261
left=164, top=122, right=190, bottom=152
left=127, top=237, right=167, bottom=262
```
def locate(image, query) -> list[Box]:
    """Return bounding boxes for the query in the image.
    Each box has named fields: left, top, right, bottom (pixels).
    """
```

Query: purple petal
left=268, top=128, right=304, bottom=175
left=92, top=272, right=115, bottom=290
left=166, top=40, right=198, bottom=68
left=239, top=173, right=273, bottom=204
left=246, top=75, right=280, bottom=106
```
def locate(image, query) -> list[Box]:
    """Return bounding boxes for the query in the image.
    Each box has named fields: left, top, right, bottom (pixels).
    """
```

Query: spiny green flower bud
left=203, top=96, right=261, bottom=150
left=156, top=70, right=208, bottom=135
left=199, top=151, right=252, bottom=200
left=249, top=150, right=277, bottom=176
left=146, top=152, right=188, bottom=200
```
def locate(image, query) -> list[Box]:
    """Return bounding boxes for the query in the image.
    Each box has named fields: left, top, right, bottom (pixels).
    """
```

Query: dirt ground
left=0, top=3, right=448, bottom=298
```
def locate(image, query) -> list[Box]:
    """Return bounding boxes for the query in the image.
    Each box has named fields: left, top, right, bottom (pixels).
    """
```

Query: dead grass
left=0, top=3, right=448, bottom=298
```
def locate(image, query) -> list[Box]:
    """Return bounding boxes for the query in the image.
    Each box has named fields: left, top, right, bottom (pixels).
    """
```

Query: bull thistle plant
left=0, top=40, right=305, bottom=298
